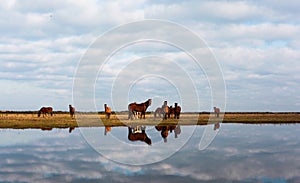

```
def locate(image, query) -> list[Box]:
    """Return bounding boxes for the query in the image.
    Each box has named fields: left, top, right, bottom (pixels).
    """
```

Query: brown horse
left=104, top=104, right=111, bottom=119
left=214, top=107, right=220, bottom=118
left=128, top=126, right=152, bottom=145
left=38, top=107, right=53, bottom=117
left=128, top=99, right=152, bottom=119
left=168, top=105, right=175, bottom=118
left=174, top=103, right=181, bottom=119
left=69, top=104, right=75, bottom=118
left=163, top=105, right=169, bottom=120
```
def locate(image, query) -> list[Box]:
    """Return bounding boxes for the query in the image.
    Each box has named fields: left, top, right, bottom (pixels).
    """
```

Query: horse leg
left=128, top=111, right=131, bottom=119
left=164, top=112, right=168, bottom=120
left=144, top=112, right=146, bottom=119
left=128, top=110, right=134, bottom=120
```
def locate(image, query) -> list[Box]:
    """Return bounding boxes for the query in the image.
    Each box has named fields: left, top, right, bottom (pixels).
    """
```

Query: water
left=0, top=124, right=299, bottom=183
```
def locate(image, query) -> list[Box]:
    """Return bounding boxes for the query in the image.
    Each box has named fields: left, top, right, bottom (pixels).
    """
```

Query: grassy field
left=0, top=112, right=299, bottom=129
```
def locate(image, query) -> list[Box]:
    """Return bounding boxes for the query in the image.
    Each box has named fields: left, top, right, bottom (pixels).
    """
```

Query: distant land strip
left=0, top=112, right=299, bottom=129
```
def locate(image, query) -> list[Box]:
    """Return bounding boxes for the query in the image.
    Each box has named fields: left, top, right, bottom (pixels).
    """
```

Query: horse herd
left=37, top=99, right=221, bottom=119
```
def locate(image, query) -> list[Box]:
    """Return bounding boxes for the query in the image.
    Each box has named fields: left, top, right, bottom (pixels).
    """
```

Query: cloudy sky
left=0, top=0, right=299, bottom=111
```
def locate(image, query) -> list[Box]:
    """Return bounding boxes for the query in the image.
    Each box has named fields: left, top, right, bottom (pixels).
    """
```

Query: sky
left=0, top=0, right=299, bottom=112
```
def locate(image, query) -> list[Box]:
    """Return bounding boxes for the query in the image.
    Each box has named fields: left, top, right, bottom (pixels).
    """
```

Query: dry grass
left=0, top=112, right=299, bottom=129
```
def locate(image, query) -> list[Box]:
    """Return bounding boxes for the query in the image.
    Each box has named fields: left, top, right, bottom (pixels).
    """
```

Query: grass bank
left=0, top=112, right=299, bottom=129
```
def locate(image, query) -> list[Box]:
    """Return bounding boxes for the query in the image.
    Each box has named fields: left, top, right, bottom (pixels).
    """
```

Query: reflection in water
left=104, top=126, right=111, bottom=135
left=69, top=127, right=75, bottom=133
left=128, top=126, right=152, bottom=145
left=0, top=124, right=299, bottom=182
left=40, top=127, right=76, bottom=133
left=214, top=123, right=220, bottom=130
left=155, top=125, right=181, bottom=143
left=41, top=127, right=52, bottom=131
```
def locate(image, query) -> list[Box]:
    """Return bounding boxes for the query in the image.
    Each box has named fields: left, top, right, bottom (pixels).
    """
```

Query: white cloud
left=0, top=0, right=299, bottom=111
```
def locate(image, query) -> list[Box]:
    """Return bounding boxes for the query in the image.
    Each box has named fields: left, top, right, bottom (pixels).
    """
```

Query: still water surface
left=0, top=124, right=299, bottom=183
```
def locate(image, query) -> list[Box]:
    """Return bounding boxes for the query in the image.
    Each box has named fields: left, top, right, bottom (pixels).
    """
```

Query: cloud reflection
left=0, top=125, right=299, bottom=182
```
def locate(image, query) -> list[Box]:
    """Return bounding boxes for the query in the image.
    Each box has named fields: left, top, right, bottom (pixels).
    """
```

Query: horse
left=174, top=103, right=181, bottom=119
left=168, top=105, right=175, bottom=118
left=214, top=107, right=220, bottom=118
left=163, top=105, right=169, bottom=120
left=128, top=126, right=152, bottom=145
left=38, top=107, right=53, bottom=117
left=69, top=104, right=75, bottom=118
left=160, top=101, right=169, bottom=120
left=104, top=104, right=111, bottom=119
left=154, top=107, right=163, bottom=118
left=128, top=99, right=152, bottom=119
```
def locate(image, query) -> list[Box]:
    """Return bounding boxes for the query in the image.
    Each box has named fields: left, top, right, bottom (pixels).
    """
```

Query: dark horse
left=69, top=104, right=75, bottom=118
left=174, top=103, right=181, bottom=119
left=128, top=99, right=152, bottom=119
left=128, top=126, right=152, bottom=145
left=38, top=107, right=53, bottom=117
left=167, top=103, right=181, bottom=119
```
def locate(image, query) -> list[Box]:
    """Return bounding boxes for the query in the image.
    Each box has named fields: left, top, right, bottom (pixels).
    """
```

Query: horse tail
left=128, top=104, right=132, bottom=119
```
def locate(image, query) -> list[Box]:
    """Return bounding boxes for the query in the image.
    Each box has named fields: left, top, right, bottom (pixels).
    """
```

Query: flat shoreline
left=0, top=112, right=299, bottom=129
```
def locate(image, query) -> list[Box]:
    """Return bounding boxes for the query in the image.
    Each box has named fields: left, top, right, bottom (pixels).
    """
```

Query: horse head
left=147, top=99, right=152, bottom=106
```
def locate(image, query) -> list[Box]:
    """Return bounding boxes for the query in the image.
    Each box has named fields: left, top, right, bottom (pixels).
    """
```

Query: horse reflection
left=104, top=126, right=112, bottom=135
left=41, top=127, right=52, bottom=131
left=214, top=123, right=220, bottom=130
left=174, top=125, right=181, bottom=138
left=128, top=126, right=152, bottom=145
left=69, top=127, right=75, bottom=133
left=155, top=125, right=181, bottom=143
